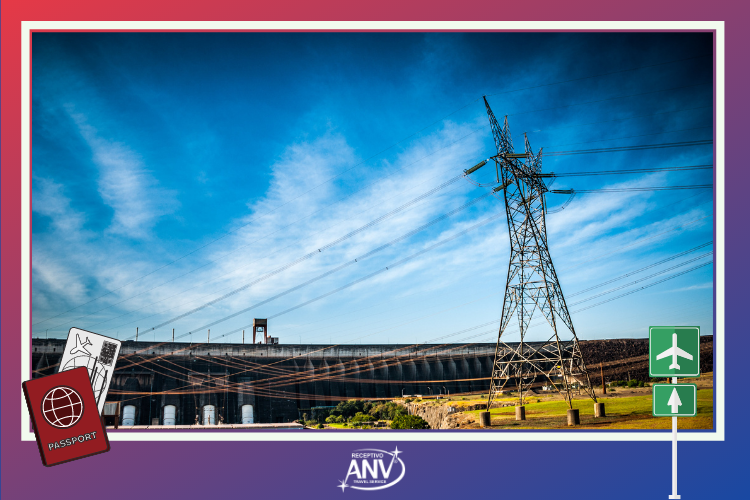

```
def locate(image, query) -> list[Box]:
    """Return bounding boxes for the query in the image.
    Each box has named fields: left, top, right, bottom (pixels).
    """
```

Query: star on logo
left=337, top=480, right=349, bottom=492
left=390, top=446, right=402, bottom=460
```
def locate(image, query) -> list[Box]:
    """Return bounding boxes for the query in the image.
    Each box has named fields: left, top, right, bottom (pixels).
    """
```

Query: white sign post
left=670, top=376, right=679, bottom=500
left=649, top=326, right=701, bottom=499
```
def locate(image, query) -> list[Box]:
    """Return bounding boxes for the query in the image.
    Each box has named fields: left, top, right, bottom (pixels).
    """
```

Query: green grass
left=463, top=389, right=713, bottom=430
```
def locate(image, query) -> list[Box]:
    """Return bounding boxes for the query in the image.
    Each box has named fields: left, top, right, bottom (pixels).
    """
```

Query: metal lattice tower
left=470, top=97, right=597, bottom=410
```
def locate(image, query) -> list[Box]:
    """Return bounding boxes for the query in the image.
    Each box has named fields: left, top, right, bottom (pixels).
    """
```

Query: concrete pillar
left=374, top=359, right=389, bottom=400
left=567, top=408, right=580, bottom=426
left=483, top=356, right=493, bottom=381
left=594, top=402, right=606, bottom=418
left=431, top=358, right=444, bottom=398
left=303, top=358, right=316, bottom=410
left=515, top=406, right=526, bottom=421
left=473, top=357, right=485, bottom=393
left=458, top=357, right=471, bottom=394
left=445, top=358, right=458, bottom=396
left=328, top=359, right=343, bottom=402
left=314, top=359, right=330, bottom=406
left=35, top=352, right=48, bottom=373
left=348, top=359, right=361, bottom=399
left=388, top=360, right=403, bottom=398
left=403, top=359, right=416, bottom=396
left=479, top=411, right=491, bottom=427
left=361, top=359, right=376, bottom=399
left=418, top=359, right=432, bottom=398
left=334, top=359, right=348, bottom=403
left=291, top=359, right=307, bottom=412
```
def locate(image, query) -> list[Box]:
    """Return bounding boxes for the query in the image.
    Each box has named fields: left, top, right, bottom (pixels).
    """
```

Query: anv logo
left=337, top=447, right=405, bottom=492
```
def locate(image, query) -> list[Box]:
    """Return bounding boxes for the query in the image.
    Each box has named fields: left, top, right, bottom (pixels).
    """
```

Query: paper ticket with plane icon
left=57, top=328, right=121, bottom=414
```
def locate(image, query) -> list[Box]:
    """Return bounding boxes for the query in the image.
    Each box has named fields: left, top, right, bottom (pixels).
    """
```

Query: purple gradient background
left=3, top=7, right=749, bottom=500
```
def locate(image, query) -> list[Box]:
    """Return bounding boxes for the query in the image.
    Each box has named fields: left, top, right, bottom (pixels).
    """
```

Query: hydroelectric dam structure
left=32, top=339, right=500, bottom=425
left=30, top=336, right=714, bottom=426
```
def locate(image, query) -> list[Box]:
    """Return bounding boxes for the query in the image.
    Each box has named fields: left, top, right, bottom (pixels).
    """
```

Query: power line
left=550, top=185, right=712, bottom=194
left=33, top=129, right=484, bottom=329
left=109, top=192, right=498, bottom=343
left=543, top=139, right=712, bottom=156
left=34, top=56, right=713, bottom=328
left=570, top=262, right=713, bottom=313
left=110, top=255, right=713, bottom=402
left=544, top=126, right=712, bottom=150
left=168, top=199, right=502, bottom=342
left=84, top=125, right=713, bottom=333
left=37, top=120, right=712, bottom=332
left=551, top=164, right=712, bottom=177
left=38, top=171, right=474, bottom=336
left=107, top=236, right=714, bottom=397
left=568, top=252, right=712, bottom=306
left=568, top=241, right=712, bottom=296
left=181, top=210, right=505, bottom=343
left=64, top=144, right=486, bottom=336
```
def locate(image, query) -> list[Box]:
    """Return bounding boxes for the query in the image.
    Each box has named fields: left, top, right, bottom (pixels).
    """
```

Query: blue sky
left=31, top=32, right=714, bottom=345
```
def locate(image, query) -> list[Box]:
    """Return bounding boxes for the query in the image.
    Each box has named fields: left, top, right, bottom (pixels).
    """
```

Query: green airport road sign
left=652, top=384, right=697, bottom=417
left=648, top=326, right=700, bottom=377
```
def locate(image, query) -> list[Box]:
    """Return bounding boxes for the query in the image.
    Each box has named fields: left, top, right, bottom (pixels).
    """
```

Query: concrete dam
left=30, top=337, right=712, bottom=425
left=32, top=339, right=498, bottom=425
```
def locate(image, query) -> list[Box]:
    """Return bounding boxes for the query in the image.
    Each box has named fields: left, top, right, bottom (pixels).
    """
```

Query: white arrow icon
left=667, top=387, right=682, bottom=414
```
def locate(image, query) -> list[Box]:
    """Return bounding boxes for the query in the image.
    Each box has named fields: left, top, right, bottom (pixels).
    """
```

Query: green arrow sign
left=648, top=326, right=700, bottom=377
left=652, top=384, right=697, bottom=417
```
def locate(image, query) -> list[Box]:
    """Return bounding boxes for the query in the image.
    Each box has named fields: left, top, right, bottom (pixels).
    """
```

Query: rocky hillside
left=579, top=335, right=713, bottom=383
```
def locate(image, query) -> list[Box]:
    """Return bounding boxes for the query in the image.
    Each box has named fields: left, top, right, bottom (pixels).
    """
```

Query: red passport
left=23, top=367, right=110, bottom=467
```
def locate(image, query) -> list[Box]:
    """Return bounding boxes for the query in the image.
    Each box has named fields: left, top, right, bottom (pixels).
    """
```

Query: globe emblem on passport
left=42, top=386, right=84, bottom=428
left=62, top=356, right=107, bottom=403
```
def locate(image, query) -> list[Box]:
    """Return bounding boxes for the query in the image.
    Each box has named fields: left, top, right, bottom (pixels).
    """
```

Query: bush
left=316, top=423, right=324, bottom=429
left=350, top=412, right=373, bottom=424
left=369, top=402, right=406, bottom=421
left=331, top=400, right=374, bottom=420
left=390, top=414, right=429, bottom=429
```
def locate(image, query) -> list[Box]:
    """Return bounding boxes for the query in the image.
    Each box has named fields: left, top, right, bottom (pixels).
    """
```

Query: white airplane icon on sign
left=656, top=333, right=693, bottom=370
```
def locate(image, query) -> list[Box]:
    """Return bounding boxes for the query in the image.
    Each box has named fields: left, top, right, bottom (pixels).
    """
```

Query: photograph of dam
left=30, top=32, right=714, bottom=430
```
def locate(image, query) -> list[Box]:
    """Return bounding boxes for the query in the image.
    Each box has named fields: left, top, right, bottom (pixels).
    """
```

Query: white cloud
left=67, top=107, right=178, bottom=238
left=32, top=176, right=85, bottom=234
left=32, top=252, right=89, bottom=306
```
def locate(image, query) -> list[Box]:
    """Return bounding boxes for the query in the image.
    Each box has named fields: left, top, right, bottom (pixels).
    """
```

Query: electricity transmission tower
left=468, top=97, right=597, bottom=410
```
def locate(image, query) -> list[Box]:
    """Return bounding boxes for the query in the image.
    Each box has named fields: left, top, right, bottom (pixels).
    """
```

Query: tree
left=369, top=402, right=407, bottom=421
left=390, top=414, right=429, bottom=429
left=333, top=400, right=377, bottom=420
left=350, top=412, right=373, bottom=424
